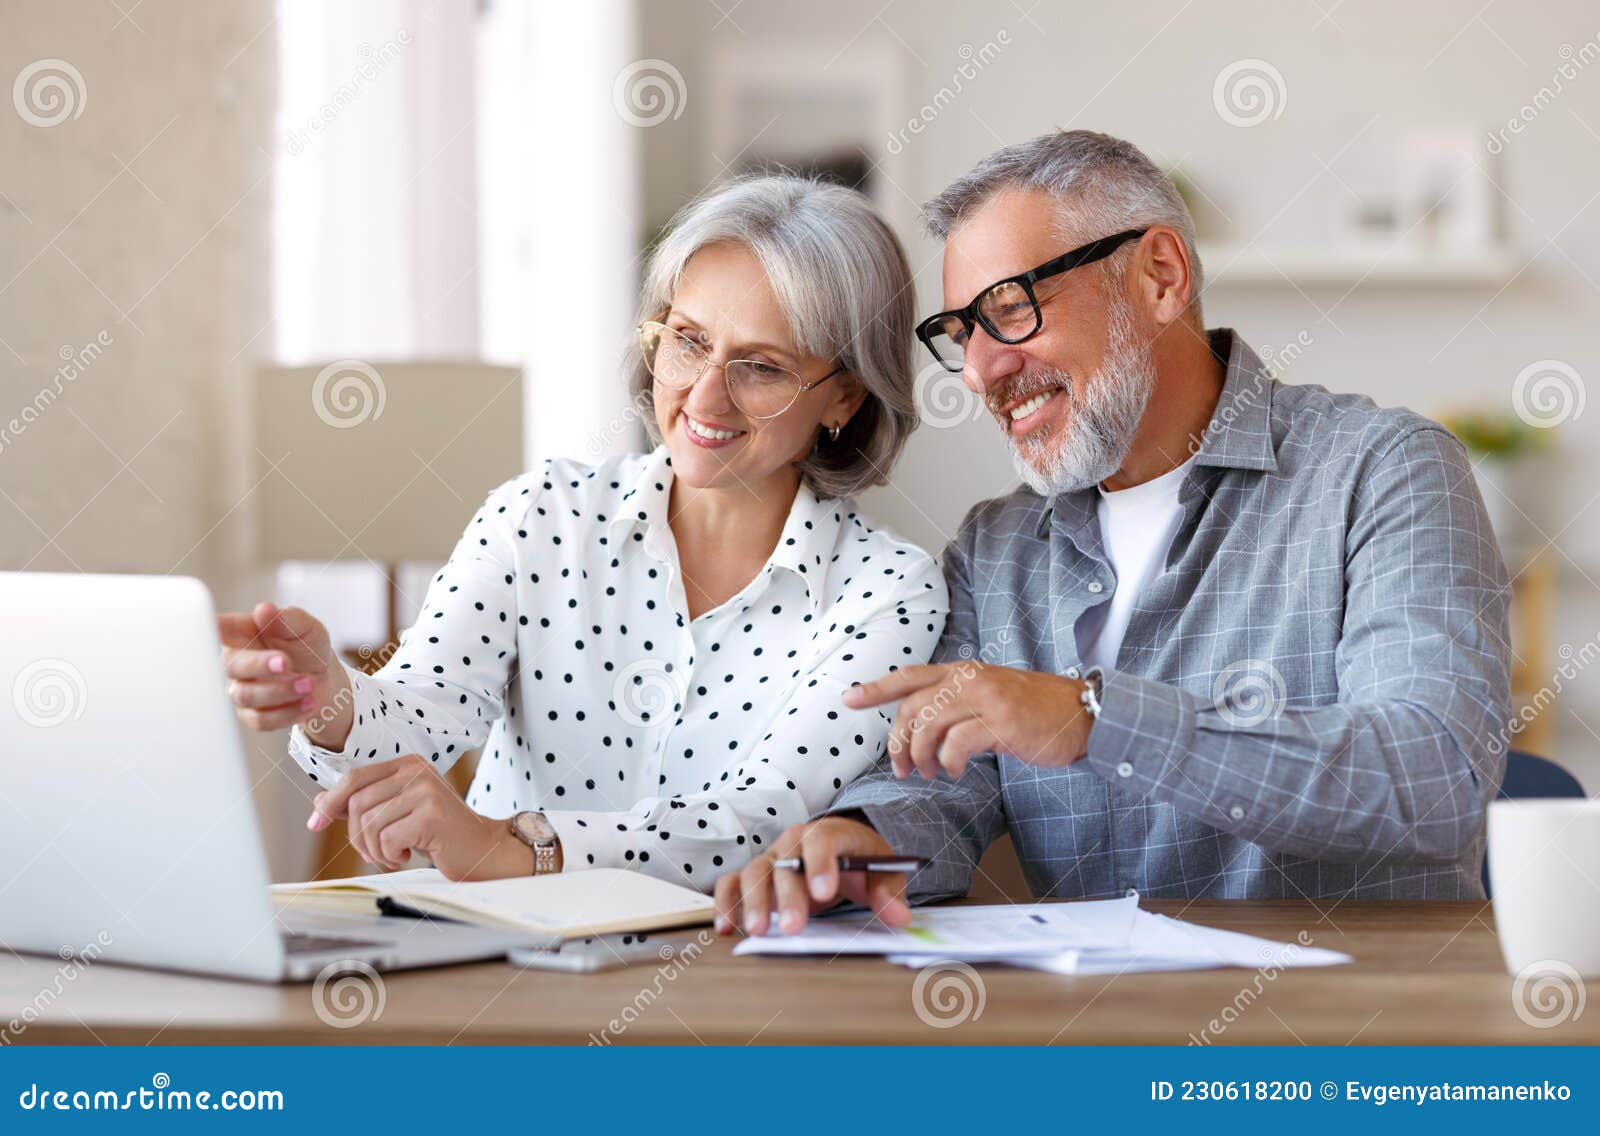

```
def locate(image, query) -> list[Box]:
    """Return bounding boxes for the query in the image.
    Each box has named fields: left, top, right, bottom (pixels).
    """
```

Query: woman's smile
left=680, top=411, right=748, bottom=449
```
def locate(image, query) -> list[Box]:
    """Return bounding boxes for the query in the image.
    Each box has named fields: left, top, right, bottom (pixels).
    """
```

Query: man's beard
left=995, top=293, right=1156, bottom=496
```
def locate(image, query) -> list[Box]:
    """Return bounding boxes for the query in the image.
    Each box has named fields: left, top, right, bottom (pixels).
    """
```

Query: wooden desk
left=4, top=901, right=1596, bottom=1045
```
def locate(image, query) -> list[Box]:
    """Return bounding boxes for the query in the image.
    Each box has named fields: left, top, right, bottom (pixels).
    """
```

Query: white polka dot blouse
left=288, top=446, right=948, bottom=891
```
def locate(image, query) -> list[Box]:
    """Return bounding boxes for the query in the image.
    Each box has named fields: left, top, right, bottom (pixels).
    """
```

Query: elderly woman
left=218, top=176, right=947, bottom=889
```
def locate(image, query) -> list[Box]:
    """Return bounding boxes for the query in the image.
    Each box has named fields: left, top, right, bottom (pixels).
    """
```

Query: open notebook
left=272, top=868, right=715, bottom=942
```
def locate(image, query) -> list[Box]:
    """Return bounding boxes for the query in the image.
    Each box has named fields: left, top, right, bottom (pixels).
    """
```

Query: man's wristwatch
left=509, top=811, right=561, bottom=875
left=1079, top=666, right=1106, bottom=720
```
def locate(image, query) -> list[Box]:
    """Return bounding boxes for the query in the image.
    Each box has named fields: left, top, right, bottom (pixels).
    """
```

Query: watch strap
left=509, top=811, right=560, bottom=875
left=1079, top=666, right=1106, bottom=720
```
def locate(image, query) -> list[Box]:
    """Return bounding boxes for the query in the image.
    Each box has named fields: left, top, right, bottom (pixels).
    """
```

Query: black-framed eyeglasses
left=637, top=319, right=845, bottom=420
left=915, top=228, right=1147, bottom=372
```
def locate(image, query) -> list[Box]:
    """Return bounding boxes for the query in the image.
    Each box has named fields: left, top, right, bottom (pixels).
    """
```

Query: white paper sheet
left=731, top=896, right=1140, bottom=959
left=886, top=910, right=1351, bottom=974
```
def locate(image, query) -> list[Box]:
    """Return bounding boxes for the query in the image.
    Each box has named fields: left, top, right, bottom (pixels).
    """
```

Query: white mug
left=1488, top=798, right=1600, bottom=977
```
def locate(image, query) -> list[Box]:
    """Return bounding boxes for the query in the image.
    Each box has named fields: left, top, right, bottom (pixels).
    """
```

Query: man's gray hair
left=629, top=174, right=917, bottom=500
left=923, top=130, right=1203, bottom=314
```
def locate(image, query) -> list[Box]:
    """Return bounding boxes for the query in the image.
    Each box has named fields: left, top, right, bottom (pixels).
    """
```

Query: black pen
left=770, top=855, right=926, bottom=874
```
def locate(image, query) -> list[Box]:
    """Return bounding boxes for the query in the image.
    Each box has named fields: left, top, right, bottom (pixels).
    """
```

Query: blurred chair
left=1483, top=749, right=1587, bottom=898
left=970, top=833, right=1031, bottom=901
left=253, top=360, right=524, bottom=878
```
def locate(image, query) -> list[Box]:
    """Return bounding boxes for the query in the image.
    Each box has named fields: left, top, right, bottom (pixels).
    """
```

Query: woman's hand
left=307, top=754, right=538, bottom=880
left=217, top=602, right=354, bottom=750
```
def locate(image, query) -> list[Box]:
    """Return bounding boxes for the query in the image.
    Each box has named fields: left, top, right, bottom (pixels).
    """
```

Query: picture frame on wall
left=1395, top=127, right=1502, bottom=251
left=703, top=42, right=906, bottom=216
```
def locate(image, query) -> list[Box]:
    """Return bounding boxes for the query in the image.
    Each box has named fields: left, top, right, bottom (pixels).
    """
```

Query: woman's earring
left=828, top=423, right=841, bottom=444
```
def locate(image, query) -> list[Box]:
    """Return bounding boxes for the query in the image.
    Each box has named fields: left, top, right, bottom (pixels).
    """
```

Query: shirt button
left=1064, top=666, right=1080, bottom=679
left=1116, top=761, right=1133, bottom=779
left=1229, top=805, right=1246, bottom=821
left=1087, top=580, right=1104, bottom=594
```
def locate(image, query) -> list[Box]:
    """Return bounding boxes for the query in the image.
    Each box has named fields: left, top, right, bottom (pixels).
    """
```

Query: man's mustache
left=985, top=367, right=1075, bottom=420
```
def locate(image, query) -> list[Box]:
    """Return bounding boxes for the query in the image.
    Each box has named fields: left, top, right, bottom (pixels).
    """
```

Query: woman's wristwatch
left=509, top=811, right=561, bottom=875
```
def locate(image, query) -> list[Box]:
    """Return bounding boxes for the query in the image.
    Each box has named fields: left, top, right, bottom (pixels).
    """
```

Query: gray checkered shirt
left=829, top=329, right=1510, bottom=901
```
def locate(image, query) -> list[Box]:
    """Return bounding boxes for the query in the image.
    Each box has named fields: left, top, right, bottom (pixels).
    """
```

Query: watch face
left=515, top=811, right=556, bottom=845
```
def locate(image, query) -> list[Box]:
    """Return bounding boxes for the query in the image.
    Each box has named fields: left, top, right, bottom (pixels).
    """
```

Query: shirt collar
left=606, top=445, right=675, bottom=554
left=1190, top=327, right=1279, bottom=474
left=607, top=446, right=841, bottom=610
left=1034, top=327, right=1278, bottom=540
left=766, top=478, right=843, bottom=607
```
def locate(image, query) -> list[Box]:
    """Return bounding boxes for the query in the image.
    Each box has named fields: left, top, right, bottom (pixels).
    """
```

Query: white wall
left=0, top=0, right=315, bottom=876
left=274, top=0, right=482, bottom=364
left=637, top=0, right=1600, bottom=786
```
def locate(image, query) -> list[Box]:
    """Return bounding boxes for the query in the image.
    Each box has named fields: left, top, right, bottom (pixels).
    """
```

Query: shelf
left=1196, top=240, right=1524, bottom=289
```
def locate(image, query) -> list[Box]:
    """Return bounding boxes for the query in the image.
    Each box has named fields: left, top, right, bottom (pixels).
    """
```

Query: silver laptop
left=0, top=571, right=536, bottom=982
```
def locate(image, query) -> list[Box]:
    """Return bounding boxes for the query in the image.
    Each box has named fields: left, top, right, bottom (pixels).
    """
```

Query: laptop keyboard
left=281, top=931, right=388, bottom=955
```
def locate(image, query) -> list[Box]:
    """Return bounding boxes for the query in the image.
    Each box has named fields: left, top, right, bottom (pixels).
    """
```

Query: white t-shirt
left=1079, top=455, right=1197, bottom=671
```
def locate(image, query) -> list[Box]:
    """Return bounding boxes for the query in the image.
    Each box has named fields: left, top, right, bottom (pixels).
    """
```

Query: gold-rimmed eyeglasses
left=637, top=320, right=845, bottom=420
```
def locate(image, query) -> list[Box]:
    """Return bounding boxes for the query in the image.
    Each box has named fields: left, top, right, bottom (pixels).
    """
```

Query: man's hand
left=307, top=754, right=537, bottom=881
left=712, top=817, right=910, bottom=937
left=842, top=661, right=1094, bottom=780
left=218, top=602, right=354, bottom=750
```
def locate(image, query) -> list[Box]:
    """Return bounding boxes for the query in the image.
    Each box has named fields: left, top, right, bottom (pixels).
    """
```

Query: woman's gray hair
left=628, top=174, right=917, bottom=500
left=922, top=129, right=1204, bottom=316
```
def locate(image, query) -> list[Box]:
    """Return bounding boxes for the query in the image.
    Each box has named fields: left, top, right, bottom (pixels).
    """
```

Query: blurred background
left=3, top=0, right=1597, bottom=880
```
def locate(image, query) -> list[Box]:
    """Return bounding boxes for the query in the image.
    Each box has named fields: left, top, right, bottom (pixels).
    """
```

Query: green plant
left=1438, top=409, right=1548, bottom=457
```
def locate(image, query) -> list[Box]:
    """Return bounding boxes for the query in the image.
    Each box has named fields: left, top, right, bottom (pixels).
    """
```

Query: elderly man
left=714, top=129, right=1510, bottom=936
